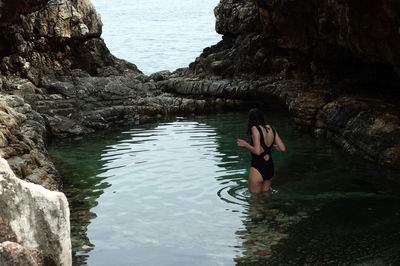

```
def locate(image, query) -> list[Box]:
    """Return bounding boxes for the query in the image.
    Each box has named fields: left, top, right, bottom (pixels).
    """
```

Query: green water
left=48, top=112, right=400, bottom=265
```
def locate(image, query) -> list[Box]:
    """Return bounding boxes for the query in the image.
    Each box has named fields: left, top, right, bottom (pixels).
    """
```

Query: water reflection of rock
left=235, top=195, right=309, bottom=265
left=267, top=198, right=400, bottom=265
left=51, top=149, right=106, bottom=265
left=235, top=192, right=400, bottom=265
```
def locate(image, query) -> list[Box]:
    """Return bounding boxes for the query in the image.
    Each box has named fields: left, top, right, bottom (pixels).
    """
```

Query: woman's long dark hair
left=247, top=108, right=266, bottom=135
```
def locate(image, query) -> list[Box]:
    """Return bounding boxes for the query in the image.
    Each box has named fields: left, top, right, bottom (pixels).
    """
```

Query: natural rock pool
left=49, top=112, right=400, bottom=265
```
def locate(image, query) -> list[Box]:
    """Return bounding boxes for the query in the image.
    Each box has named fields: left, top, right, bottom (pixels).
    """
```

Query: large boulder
left=0, top=158, right=71, bottom=265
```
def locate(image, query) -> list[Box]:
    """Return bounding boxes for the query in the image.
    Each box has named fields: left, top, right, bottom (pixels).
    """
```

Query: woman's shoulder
left=251, top=125, right=260, bottom=133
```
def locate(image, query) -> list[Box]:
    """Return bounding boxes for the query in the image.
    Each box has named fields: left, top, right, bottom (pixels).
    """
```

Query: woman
left=237, top=108, right=286, bottom=193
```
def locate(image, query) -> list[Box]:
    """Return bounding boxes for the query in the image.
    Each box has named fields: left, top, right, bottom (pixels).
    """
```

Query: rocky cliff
left=159, top=0, right=400, bottom=168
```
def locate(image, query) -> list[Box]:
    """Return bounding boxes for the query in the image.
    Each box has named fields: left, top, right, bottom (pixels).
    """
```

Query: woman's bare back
left=259, top=124, right=274, bottom=148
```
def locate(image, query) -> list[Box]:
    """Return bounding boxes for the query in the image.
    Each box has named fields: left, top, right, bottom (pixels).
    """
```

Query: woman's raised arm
left=273, top=130, right=286, bottom=152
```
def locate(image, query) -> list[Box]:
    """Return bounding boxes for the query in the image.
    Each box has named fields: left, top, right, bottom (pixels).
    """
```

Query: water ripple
left=217, top=184, right=249, bottom=207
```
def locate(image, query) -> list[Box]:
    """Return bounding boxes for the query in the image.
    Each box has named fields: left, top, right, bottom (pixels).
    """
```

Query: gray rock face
left=0, top=158, right=71, bottom=266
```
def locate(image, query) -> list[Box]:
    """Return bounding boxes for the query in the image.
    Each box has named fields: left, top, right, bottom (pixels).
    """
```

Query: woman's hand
left=237, top=139, right=248, bottom=148
left=273, top=144, right=280, bottom=151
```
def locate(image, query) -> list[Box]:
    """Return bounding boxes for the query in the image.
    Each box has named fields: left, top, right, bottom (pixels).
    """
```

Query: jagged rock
left=0, top=94, right=60, bottom=190
left=0, top=0, right=140, bottom=81
left=0, top=0, right=49, bottom=26
left=215, top=0, right=261, bottom=36
left=0, top=158, right=71, bottom=265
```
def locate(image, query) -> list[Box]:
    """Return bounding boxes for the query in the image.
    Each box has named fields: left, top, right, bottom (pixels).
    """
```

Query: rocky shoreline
left=157, top=68, right=400, bottom=168
left=1, top=0, right=400, bottom=264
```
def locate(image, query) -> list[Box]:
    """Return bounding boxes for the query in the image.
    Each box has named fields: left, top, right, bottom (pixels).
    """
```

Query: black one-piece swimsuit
left=250, top=125, right=276, bottom=181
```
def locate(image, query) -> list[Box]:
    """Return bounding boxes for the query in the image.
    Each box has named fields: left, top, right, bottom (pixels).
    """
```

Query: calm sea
left=91, top=0, right=222, bottom=75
